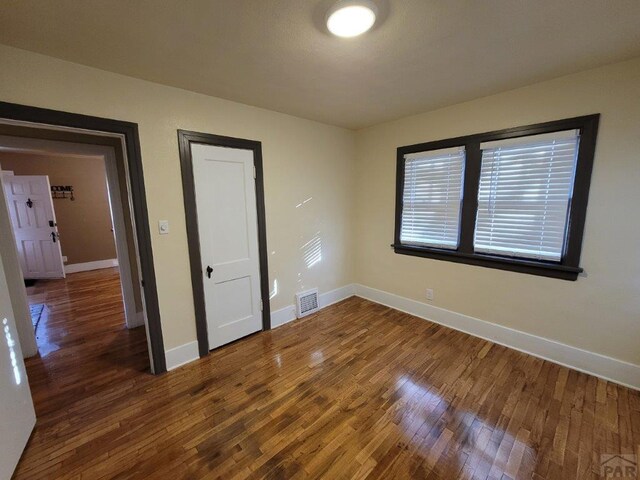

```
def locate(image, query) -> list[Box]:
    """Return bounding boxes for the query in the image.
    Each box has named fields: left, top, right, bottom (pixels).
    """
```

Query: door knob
left=51, top=231, right=58, bottom=243
left=206, top=266, right=213, bottom=278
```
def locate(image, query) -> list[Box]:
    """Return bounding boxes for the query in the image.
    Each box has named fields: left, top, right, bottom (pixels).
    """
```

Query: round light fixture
left=326, top=0, right=377, bottom=38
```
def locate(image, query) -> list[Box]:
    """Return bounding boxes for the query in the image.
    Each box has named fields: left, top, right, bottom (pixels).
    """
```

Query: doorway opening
left=0, top=102, right=166, bottom=392
left=1, top=138, right=143, bottom=324
left=0, top=138, right=150, bottom=397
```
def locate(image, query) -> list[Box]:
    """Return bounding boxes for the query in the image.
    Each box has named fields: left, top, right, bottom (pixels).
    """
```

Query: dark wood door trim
left=0, top=101, right=167, bottom=373
left=177, top=130, right=271, bottom=357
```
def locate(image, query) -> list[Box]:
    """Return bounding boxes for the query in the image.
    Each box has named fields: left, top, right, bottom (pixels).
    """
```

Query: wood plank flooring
left=21, top=268, right=149, bottom=419
left=14, top=268, right=640, bottom=479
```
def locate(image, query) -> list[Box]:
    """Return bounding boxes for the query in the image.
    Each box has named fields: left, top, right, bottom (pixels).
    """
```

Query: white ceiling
left=1, top=0, right=639, bottom=129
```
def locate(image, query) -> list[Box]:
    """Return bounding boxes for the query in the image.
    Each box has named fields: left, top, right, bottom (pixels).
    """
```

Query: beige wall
left=0, top=152, right=117, bottom=265
left=354, top=57, right=640, bottom=366
left=0, top=45, right=355, bottom=351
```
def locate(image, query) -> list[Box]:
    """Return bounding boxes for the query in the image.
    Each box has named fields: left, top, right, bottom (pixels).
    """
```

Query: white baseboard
left=165, top=285, right=357, bottom=372
left=126, top=310, right=145, bottom=329
left=65, top=258, right=118, bottom=274
left=319, top=284, right=356, bottom=309
left=271, top=304, right=296, bottom=328
left=270, top=284, right=356, bottom=329
left=163, top=283, right=640, bottom=390
left=355, top=284, right=640, bottom=391
left=165, top=341, right=200, bottom=371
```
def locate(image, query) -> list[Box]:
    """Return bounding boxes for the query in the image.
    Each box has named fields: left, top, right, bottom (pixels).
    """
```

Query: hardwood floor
left=14, top=269, right=640, bottom=479
left=22, top=268, right=149, bottom=417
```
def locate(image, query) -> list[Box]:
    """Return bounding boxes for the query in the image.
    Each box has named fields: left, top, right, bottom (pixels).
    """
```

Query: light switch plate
left=158, top=220, right=170, bottom=235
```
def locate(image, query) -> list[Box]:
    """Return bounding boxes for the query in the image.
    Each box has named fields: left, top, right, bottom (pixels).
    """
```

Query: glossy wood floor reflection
left=22, top=268, right=149, bottom=418
left=15, top=271, right=640, bottom=479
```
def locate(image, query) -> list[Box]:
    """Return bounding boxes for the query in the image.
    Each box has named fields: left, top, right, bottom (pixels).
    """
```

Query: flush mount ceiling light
left=326, top=0, right=377, bottom=38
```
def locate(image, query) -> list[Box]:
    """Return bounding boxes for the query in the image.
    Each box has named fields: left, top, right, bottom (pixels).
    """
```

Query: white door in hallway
left=1, top=175, right=65, bottom=279
left=191, top=144, right=262, bottom=349
left=0, top=244, right=36, bottom=479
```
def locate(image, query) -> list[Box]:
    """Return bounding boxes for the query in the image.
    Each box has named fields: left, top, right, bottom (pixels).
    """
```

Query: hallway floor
left=23, top=267, right=149, bottom=418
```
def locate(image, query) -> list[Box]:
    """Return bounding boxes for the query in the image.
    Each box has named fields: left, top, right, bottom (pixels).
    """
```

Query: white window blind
left=474, top=130, right=580, bottom=261
left=401, top=146, right=465, bottom=249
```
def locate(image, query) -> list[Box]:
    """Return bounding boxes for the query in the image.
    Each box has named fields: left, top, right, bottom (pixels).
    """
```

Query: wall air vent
left=295, top=288, right=319, bottom=318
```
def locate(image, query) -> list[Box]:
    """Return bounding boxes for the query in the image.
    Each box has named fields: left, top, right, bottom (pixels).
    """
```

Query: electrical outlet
left=426, top=289, right=434, bottom=301
left=62, top=256, right=68, bottom=263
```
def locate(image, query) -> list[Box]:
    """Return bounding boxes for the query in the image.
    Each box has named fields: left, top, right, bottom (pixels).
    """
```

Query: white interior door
left=1, top=175, right=65, bottom=279
left=0, top=244, right=36, bottom=479
left=191, top=143, right=262, bottom=349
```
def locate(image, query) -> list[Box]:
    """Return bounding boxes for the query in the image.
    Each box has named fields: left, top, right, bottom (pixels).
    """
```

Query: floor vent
left=295, top=288, right=319, bottom=318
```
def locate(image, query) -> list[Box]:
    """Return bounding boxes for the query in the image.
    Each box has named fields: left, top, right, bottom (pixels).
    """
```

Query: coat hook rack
left=51, top=185, right=75, bottom=201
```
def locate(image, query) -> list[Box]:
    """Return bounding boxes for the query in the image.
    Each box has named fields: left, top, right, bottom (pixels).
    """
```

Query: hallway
left=24, top=268, right=149, bottom=417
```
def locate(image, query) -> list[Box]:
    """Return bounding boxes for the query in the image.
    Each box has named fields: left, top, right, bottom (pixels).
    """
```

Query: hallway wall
left=0, top=151, right=117, bottom=266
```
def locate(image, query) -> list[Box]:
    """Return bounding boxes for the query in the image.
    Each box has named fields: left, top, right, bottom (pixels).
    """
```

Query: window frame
left=393, top=114, right=600, bottom=280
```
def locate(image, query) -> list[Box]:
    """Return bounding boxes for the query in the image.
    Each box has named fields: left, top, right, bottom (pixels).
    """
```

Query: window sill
left=391, top=244, right=583, bottom=280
